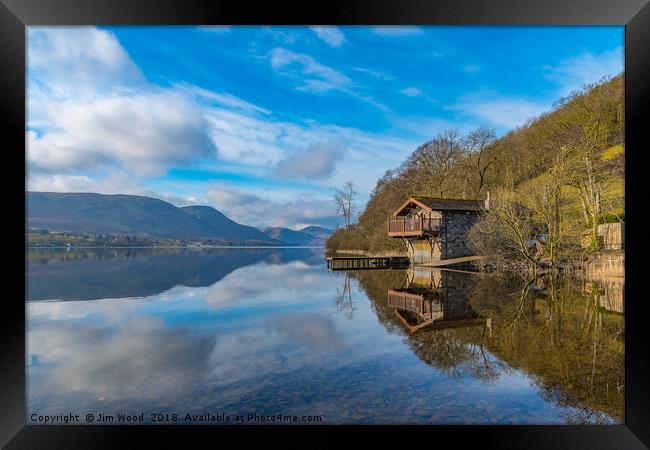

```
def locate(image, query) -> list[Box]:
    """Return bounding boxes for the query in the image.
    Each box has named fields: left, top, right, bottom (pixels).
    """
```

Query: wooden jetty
left=327, top=256, right=409, bottom=271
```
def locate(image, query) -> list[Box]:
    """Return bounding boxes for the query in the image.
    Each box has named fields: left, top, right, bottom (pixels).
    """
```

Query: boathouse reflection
left=388, top=267, right=492, bottom=336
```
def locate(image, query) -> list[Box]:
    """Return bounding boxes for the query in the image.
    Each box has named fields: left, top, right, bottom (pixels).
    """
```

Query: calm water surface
left=26, top=248, right=624, bottom=424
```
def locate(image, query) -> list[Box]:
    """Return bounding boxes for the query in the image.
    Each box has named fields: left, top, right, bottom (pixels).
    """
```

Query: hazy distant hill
left=26, top=192, right=282, bottom=245
left=300, top=226, right=333, bottom=242
left=264, top=226, right=333, bottom=246
left=181, top=205, right=277, bottom=243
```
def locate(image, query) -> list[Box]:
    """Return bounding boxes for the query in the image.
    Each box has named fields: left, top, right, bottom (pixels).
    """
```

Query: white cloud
left=27, top=130, right=107, bottom=173
left=202, top=97, right=401, bottom=173
left=543, top=46, right=624, bottom=96
left=262, top=27, right=300, bottom=44
left=353, top=67, right=394, bottom=80
left=370, top=26, right=423, bottom=36
left=28, top=27, right=144, bottom=95
left=203, top=108, right=291, bottom=165
left=28, top=28, right=218, bottom=180
left=310, top=26, right=345, bottom=47
left=268, top=49, right=390, bottom=111
left=320, top=126, right=420, bottom=193
left=274, top=140, right=347, bottom=179
left=27, top=171, right=153, bottom=196
left=400, top=87, right=422, bottom=97
left=27, top=173, right=96, bottom=193
left=269, top=47, right=351, bottom=93
left=176, top=83, right=271, bottom=115
left=464, top=65, right=480, bottom=74
left=452, top=91, right=549, bottom=129
left=204, top=183, right=339, bottom=229
left=29, top=93, right=216, bottom=177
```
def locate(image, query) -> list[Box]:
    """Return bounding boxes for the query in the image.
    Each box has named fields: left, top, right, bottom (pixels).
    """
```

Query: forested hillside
left=327, top=75, right=624, bottom=267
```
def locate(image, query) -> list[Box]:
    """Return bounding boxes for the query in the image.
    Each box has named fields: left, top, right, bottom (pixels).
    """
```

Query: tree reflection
left=335, top=273, right=356, bottom=319
left=487, top=273, right=624, bottom=422
left=349, top=267, right=624, bottom=422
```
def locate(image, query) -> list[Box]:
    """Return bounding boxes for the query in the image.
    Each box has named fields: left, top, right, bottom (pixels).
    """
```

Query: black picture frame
left=2, top=0, right=648, bottom=448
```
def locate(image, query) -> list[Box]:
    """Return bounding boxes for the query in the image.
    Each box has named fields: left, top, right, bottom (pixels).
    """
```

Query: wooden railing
left=387, top=218, right=441, bottom=237
left=388, top=218, right=421, bottom=236
left=388, top=289, right=426, bottom=312
left=388, top=289, right=444, bottom=319
left=423, top=218, right=442, bottom=233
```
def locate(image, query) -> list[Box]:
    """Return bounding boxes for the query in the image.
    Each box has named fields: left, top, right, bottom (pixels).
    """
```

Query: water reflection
left=335, top=273, right=357, bottom=319
left=27, top=248, right=624, bottom=424
left=30, top=316, right=215, bottom=405
left=350, top=267, right=624, bottom=423
left=583, top=276, right=624, bottom=315
left=26, top=247, right=324, bottom=301
left=387, top=267, right=492, bottom=335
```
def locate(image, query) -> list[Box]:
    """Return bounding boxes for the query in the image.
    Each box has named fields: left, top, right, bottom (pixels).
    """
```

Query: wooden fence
left=582, top=222, right=624, bottom=249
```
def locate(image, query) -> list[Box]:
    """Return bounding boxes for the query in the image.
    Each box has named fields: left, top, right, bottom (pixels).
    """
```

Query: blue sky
left=27, top=26, right=623, bottom=229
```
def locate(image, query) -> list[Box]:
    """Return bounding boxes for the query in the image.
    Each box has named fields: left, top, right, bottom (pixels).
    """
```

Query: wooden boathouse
left=387, top=194, right=488, bottom=264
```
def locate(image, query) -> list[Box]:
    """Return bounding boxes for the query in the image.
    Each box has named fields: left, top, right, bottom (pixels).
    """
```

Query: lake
left=26, top=247, right=624, bottom=424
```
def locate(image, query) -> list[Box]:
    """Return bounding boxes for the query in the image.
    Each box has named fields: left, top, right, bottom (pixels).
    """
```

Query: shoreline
left=26, top=245, right=326, bottom=249
left=327, top=248, right=624, bottom=276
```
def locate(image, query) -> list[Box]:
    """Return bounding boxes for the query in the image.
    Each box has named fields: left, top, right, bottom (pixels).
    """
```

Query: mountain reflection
left=26, top=247, right=325, bottom=301
left=350, top=267, right=624, bottom=423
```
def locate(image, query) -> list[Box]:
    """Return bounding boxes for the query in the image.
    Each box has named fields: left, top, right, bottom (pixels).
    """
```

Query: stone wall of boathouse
left=440, top=210, right=481, bottom=259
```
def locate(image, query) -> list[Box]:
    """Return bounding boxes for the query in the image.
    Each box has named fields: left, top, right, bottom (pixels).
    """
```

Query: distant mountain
left=181, top=206, right=276, bottom=243
left=264, top=227, right=313, bottom=246
left=264, top=226, right=333, bottom=246
left=26, top=192, right=282, bottom=245
left=300, top=226, right=333, bottom=242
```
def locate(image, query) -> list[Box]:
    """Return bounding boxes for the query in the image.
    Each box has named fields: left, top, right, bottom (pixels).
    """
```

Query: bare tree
left=404, top=129, right=465, bottom=197
left=463, top=127, right=498, bottom=198
left=334, top=181, right=357, bottom=228
left=471, top=190, right=539, bottom=269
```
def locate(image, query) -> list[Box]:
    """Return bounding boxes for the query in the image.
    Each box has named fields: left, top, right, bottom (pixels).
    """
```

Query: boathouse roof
left=393, top=196, right=487, bottom=216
